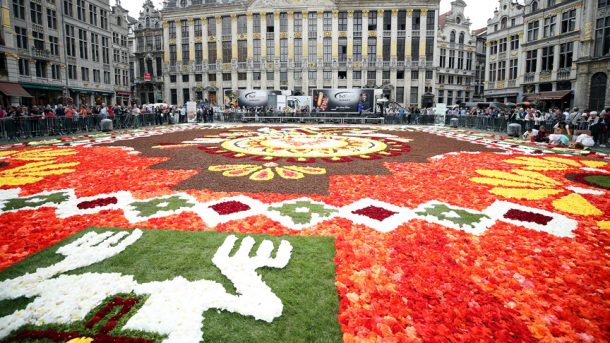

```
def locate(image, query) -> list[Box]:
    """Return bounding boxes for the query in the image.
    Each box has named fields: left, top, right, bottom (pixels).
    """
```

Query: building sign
left=144, top=72, right=151, bottom=81
left=224, top=90, right=281, bottom=109
left=312, top=89, right=374, bottom=113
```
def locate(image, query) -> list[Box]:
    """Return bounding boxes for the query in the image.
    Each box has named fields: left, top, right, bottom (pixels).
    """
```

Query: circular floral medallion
left=567, top=173, right=610, bottom=190
left=221, top=134, right=388, bottom=158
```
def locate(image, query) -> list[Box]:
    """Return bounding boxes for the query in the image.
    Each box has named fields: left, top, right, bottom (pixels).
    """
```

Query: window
left=13, top=0, right=25, bottom=19
left=266, top=39, right=274, bottom=62
left=559, top=42, right=573, bottom=68
left=294, top=12, right=302, bottom=32
left=411, top=70, right=419, bottom=80
left=100, top=10, right=107, bottom=29
left=280, top=71, right=287, bottom=82
left=489, top=62, right=496, bottom=82
left=466, top=52, right=472, bottom=70
left=91, top=33, right=99, bottom=62
left=497, top=61, right=506, bottom=81
left=510, top=35, right=519, bottom=50
left=368, top=10, right=377, bottom=31
left=412, top=10, right=420, bottom=30
left=207, top=17, right=215, bottom=36
left=410, top=87, right=418, bottom=104
left=397, top=37, right=405, bottom=61
left=51, top=64, right=61, bottom=80
left=79, top=29, right=88, bottom=59
left=169, top=21, right=176, bottom=38
left=47, top=9, right=57, bottom=29
left=266, top=71, right=274, bottom=80
left=323, top=71, right=332, bottom=80
left=501, top=17, right=508, bottom=29
left=33, top=33, right=44, bottom=52
left=450, top=31, right=456, bottom=43
left=544, top=16, right=556, bottom=37
left=238, top=72, right=247, bottom=81
left=439, top=49, right=446, bottom=68
left=448, top=50, right=455, bottom=68
left=541, top=46, right=554, bottom=71
left=594, top=16, right=610, bottom=56
left=548, top=0, right=556, bottom=6
left=526, top=50, right=537, bottom=73
left=323, top=11, right=332, bottom=31
left=183, top=19, right=190, bottom=38
left=18, top=58, right=29, bottom=76
left=426, top=10, right=435, bottom=31
left=89, top=4, right=97, bottom=26
left=280, top=38, right=288, bottom=62
left=499, top=38, right=507, bottom=53
left=398, top=10, right=406, bottom=31
left=170, top=44, right=177, bottom=64
left=195, top=43, right=203, bottom=63
left=253, top=14, right=261, bottom=33
left=208, top=73, right=216, bottom=81
left=490, top=41, right=498, bottom=55
left=459, top=32, right=465, bottom=44
left=308, top=71, right=316, bottom=80
left=208, top=42, right=216, bottom=62
left=15, top=26, right=27, bottom=49
left=294, top=38, right=302, bottom=63
left=280, top=12, right=288, bottom=32
left=308, top=38, right=317, bottom=62
left=266, top=13, right=274, bottom=32
left=222, top=41, right=231, bottom=63
left=238, top=40, right=247, bottom=62
left=308, top=12, right=317, bottom=33
left=101, top=36, right=109, bottom=64
left=49, top=36, right=59, bottom=55
left=338, top=11, right=347, bottom=31
left=599, top=0, right=610, bottom=8
left=93, top=69, right=100, bottom=82
left=195, top=19, right=202, bottom=36
left=65, top=24, right=75, bottom=56
left=367, top=70, right=376, bottom=81
left=368, top=37, right=376, bottom=61
left=457, top=51, right=464, bottom=69
left=527, top=21, right=539, bottom=41
left=30, top=2, right=43, bottom=25
left=323, top=37, right=331, bottom=62
left=532, top=1, right=538, bottom=12
left=237, top=15, right=246, bottom=34
left=253, top=39, right=261, bottom=62
left=382, top=38, right=391, bottom=61
left=338, top=37, right=348, bottom=62
left=561, top=10, right=576, bottom=33
left=383, top=10, right=391, bottom=31
left=354, top=11, right=362, bottom=32
left=81, top=67, right=89, bottom=81
left=353, top=71, right=361, bottom=80
left=63, top=0, right=73, bottom=17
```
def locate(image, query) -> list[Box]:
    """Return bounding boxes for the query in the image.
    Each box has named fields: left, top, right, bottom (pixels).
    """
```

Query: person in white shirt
left=522, top=128, right=539, bottom=140
left=575, top=133, right=595, bottom=148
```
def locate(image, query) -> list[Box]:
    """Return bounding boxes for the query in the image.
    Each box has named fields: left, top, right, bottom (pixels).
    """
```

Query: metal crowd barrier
left=0, top=111, right=595, bottom=141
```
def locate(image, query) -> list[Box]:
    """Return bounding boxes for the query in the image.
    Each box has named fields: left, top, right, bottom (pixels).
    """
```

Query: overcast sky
left=117, top=0, right=497, bottom=32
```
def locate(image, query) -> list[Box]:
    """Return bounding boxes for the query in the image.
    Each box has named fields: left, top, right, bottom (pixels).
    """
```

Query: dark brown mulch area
left=104, top=127, right=499, bottom=195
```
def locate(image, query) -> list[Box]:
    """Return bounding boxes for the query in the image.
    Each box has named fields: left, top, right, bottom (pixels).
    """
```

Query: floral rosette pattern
left=0, top=126, right=609, bottom=342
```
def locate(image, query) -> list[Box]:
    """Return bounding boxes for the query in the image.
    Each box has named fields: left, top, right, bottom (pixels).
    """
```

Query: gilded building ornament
left=332, top=10, right=338, bottom=18
left=368, top=31, right=377, bottom=37
left=347, top=10, right=353, bottom=18
left=363, top=10, right=369, bottom=16
left=253, top=33, right=261, bottom=39
left=208, top=35, right=216, bottom=41
left=280, top=32, right=289, bottom=39
left=407, top=9, right=413, bottom=17
left=421, top=9, right=428, bottom=16
left=324, top=31, right=332, bottom=37
left=294, top=32, right=302, bottom=38
left=338, top=31, right=348, bottom=37
left=391, top=9, right=398, bottom=16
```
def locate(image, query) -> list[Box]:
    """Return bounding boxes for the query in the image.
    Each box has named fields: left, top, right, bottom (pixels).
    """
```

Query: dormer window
left=456, top=17, right=461, bottom=24
left=459, top=32, right=465, bottom=44
left=180, top=0, right=187, bottom=7
left=547, top=0, right=555, bottom=6
left=450, top=30, right=456, bottom=43
left=532, top=1, right=538, bottom=12
left=501, top=17, right=507, bottom=29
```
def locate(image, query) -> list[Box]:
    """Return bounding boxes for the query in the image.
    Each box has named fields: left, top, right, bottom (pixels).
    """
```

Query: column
left=376, top=10, right=383, bottom=85
left=332, top=10, right=338, bottom=88
left=215, top=16, right=222, bottom=84
left=202, top=16, right=208, bottom=70
left=405, top=9, right=412, bottom=62
left=390, top=9, right=398, bottom=94
left=317, top=10, right=323, bottom=87
left=287, top=11, right=294, bottom=90
left=274, top=11, right=280, bottom=90
left=362, top=10, right=369, bottom=88
left=302, top=10, right=309, bottom=91
left=261, top=12, right=267, bottom=88
left=176, top=20, right=182, bottom=63
left=419, top=9, right=427, bottom=60
left=347, top=10, right=354, bottom=89
left=231, top=14, right=238, bottom=91
left=246, top=12, right=253, bottom=89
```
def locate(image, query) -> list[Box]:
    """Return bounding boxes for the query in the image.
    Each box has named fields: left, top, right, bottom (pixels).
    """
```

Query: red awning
left=116, top=92, right=131, bottom=96
left=0, top=82, right=32, bottom=97
left=525, top=90, right=572, bottom=101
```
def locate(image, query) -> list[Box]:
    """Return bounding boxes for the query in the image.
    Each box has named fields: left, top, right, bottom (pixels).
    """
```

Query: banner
left=224, top=90, right=281, bottom=109
left=311, top=89, right=374, bottom=113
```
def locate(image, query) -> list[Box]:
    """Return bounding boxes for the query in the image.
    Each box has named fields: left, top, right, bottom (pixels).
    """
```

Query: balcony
left=557, top=68, right=572, bottom=80
left=412, top=31, right=420, bottom=38
left=524, top=72, right=535, bottom=83
left=487, top=82, right=495, bottom=90
left=237, top=62, right=248, bottom=70
left=31, top=48, right=52, bottom=59
left=507, top=79, right=516, bottom=87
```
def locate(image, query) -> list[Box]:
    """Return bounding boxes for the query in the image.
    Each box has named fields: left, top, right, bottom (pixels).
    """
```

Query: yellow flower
left=0, top=148, right=77, bottom=161
left=471, top=169, right=602, bottom=216
left=66, top=338, right=94, bottom=343
left=209, top=164, right=325, bottom=181
left=503, top=156, right=607, bottom=171
left=0, top=160, right=80, bottom=187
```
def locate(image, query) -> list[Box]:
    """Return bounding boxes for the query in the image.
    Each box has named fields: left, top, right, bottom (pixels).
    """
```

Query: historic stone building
left=472, top=27, right=487, bottom=101
left=484, top=0, right=525, bottom=103
left=436, top=0, right=477, bottom=105
left=160, top=0, right=441, bottom=107
left=575, top=0, right=610, bottom=111
left=0, top=0, right=130, bottom=107
left=520, top=0, right=586, bottom=109
left=131, top=0, right=164, bottom=105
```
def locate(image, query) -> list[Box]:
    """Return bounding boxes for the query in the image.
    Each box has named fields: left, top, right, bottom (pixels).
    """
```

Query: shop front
left=0, top=82, right=32, bottom=107
left=21, top=84, right=65, bottom=106
left=115, top=92, right=131, bottom=106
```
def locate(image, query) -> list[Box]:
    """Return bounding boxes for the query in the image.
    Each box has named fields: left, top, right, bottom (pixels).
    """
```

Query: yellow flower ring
left=199, top=133, right=410, bottom=163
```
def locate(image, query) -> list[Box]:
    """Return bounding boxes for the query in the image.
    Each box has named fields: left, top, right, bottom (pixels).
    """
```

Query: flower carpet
left=0, top=124, right=608, bottom=342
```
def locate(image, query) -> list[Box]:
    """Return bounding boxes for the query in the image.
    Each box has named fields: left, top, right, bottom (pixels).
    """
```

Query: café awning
left=525, top=90, right=572, bottom=101
left=0, top=82, right=32, bottom=97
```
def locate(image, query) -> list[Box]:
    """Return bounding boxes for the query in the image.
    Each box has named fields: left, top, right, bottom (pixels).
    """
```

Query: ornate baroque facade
left=160, top=0, right=441, bottom=107
left=0, top=0, right=131, bottom=107
left=132, top=0, right=164, bottom=105
left=436, top=0, right=476, bottom=105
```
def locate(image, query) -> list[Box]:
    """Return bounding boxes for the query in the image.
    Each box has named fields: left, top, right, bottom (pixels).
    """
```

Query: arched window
left=145, top=17, right=150, bottom=28
left=589, top=72, right=608, bottom=111
left=450, top=31, right=456, bottom=43
left=501, top=17, right=508, bottom=29
left=547, top=0, right=556, bottom=7
left=459, top=32, right=465, bottom=44
left=532, top=1, right=539, bottom=12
